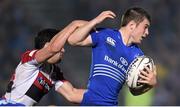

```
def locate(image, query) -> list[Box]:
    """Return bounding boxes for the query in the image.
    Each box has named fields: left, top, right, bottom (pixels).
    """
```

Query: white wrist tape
left=55, top=81, right=63, bottom=91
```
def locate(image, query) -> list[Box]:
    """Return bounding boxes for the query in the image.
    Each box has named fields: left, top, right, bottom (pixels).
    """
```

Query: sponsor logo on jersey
left=37, top=77, right=51, bottom=91
left=104, top=55, right=127, bottom=73
left=106, top=37, right=116, bottom=47
left=120, top=57, right=128, bottom=66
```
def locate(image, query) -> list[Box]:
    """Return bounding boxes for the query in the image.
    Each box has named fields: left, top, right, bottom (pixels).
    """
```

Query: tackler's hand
left=91, top=10, right=116, bottom=25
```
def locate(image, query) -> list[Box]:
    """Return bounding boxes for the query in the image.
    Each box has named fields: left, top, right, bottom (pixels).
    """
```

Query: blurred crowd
left=0, top=0, right=180, bottom=106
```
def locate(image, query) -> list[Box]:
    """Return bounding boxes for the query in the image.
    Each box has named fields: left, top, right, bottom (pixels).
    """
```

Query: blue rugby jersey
left=81, top=28, right=144, bottom=106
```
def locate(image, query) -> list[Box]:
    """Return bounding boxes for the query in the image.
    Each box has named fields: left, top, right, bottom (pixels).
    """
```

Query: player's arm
left=68, top=11, right=116, bottom=46
left=35, top=20, right=84, bottom=63
left=56, top=81, right=86, bottom=103
left=130, top=66, right=157, bottom=96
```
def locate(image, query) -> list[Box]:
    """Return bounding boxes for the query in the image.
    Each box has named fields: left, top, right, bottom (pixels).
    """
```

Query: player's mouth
left=141, top=36, right=146, bottom=41
left=139, top=38, right=143, bottom=41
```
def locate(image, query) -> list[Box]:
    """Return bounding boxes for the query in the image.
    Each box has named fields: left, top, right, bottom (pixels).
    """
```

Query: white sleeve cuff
left=55, top=80, right=64, bottom=91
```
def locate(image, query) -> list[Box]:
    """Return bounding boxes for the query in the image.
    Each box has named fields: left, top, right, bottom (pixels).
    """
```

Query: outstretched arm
left=130, top=66, right=157, bottom=96
left=68, top=11, right=116, bottom=46
left=56, top=81, right=86, bottom=103
left=35, top=21, right=84, bottom=63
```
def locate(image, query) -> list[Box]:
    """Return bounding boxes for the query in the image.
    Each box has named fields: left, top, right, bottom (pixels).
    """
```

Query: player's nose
left=145, top=29, right=149, bottom=36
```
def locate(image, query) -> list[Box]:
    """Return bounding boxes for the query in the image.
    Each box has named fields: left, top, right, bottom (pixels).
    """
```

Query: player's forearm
left=68, top=11, right=116, bottom=46
left=56, top=81, right=85, bottom=103
left=50, top=21, right=81, bottom=52
left=35, top=21, right=82, bottom=63
left=67, top=88, right=86, bottom=103
left=68, top=20, right=97, bottom=46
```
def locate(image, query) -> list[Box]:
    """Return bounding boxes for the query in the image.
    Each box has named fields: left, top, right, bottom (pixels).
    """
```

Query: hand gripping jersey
left=81, top=28, right=144, bottom=106
left=4, top=50, right=65, bottom=106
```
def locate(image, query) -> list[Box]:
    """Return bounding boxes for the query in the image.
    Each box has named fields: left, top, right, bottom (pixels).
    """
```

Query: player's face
left=131, top=18, right=150, bottom=44
left=48, top=48, right=65, bottom=64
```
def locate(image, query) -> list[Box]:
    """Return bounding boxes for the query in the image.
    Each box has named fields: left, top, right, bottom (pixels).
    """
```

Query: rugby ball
left=126, top=55, right=154, bottom=88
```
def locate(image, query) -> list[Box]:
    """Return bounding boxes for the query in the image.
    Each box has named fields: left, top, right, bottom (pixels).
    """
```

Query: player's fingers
left=103, top=10, right=116, bottom=17
left=100, top=14, right=115, bottom=22
left=137, top=80, right=149, bottom=84
left=93, top=11, right=116, bottom=24
left=101, top=11, right=116, bottom=19
left=108, top=11, right=116, bottom=17
left=104, top=14, right=116, bottom=19
left=139, top=73, right=149, bottom=80
left=140, top=69, right=148, bottom=77
left=103, top=14, right=115, bottom=19
left=144, top=66, right=151, bottom=73
left=108, top=15, right=115, bottom=19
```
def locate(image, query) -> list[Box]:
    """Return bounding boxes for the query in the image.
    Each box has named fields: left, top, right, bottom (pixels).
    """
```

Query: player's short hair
left=34, top=28, right=59, bottom=49
left=121, top=7, right=151, bottom=27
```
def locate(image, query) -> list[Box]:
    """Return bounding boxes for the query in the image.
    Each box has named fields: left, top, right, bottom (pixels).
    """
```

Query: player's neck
left=119, top=28, right=132, bottom=46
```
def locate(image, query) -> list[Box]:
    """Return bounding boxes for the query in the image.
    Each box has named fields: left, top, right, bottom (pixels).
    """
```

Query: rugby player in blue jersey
left=68, top=7, right=157, bottom=106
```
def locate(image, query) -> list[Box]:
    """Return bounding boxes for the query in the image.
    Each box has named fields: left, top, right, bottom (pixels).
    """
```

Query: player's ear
left=128, top=20, right=136, bottom=31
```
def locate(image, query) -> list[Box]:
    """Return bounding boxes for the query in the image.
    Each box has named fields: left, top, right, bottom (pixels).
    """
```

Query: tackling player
left=1, top=20, right=86, bottom=106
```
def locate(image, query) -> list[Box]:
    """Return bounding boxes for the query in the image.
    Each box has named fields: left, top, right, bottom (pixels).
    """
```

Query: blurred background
left=0, top=0, right=180, bottom=106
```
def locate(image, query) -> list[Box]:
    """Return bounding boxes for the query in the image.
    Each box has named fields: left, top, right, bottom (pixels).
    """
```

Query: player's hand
left=137, top=65, right=157, bottom=86
left=91, top=10, right=116, bottom=25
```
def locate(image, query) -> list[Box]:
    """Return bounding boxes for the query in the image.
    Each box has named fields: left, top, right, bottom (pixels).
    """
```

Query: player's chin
left=138, top=38, right=143, bottom=43
left=59, top=52, right=64, bottom=57
left=135, top=41, right=141, bottom=44
left=51, top=59, right=61, bottom=64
